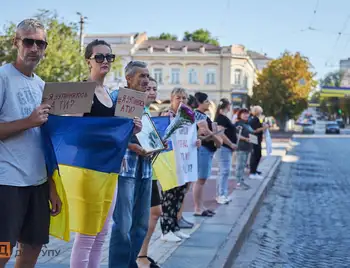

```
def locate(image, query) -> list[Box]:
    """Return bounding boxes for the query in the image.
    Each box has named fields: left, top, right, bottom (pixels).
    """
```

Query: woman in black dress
left=69, top=39, right=141, bottom=268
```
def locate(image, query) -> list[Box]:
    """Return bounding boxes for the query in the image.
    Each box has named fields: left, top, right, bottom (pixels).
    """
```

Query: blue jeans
left=216, top=146, right=233, bottom=197
left=108, top=173, right=152, bottom=268
left=235, top=151, right=249, bottom=184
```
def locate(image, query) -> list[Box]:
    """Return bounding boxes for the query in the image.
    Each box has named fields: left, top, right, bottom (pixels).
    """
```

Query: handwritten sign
left=172, top=124, right=198, bottom=184
left=114, top=87, right=147, bottom=119
left=42, top=82, right=96, bottom=115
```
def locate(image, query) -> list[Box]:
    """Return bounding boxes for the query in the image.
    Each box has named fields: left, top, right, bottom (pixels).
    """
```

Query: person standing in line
left=137, top=77, right=162, bottom=268
left=248, top=106, right=268, bottom=180
left=174, top=94, right=198, bottom=229
left=160, top=88, right=201, bottom=242
left=231, top=107, right=240, bottom=124
left=234, top=108, right=254, bottom=190
left=108, top=61, right=152, bottom=268
left=193, top=92, right=222, bottom=217
left=69, top=40, right=141, bottom=268
left=0, top=19, right=61, bottom=268
left=214, top=98, right=237, bottom=205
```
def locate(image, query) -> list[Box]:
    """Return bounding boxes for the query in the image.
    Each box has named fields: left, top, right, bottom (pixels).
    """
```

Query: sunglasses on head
left=90, top=54, right=116, bottom=63
left=17, top=38, right=48, bottom=49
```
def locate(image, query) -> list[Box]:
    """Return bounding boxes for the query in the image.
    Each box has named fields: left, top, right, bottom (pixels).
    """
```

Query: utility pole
left=77, top=12, right=87, bottom=54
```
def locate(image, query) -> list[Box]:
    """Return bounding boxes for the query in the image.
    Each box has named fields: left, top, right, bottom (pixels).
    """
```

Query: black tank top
left=83, top=94, right=115, bottom=117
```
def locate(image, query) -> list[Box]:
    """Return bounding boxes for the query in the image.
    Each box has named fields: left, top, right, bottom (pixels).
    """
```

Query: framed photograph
left=136, top=113, right=166, bottom=154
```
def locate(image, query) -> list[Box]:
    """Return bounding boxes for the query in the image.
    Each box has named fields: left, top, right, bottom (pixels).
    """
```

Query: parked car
left=336, top=119, right=345, bottom=128
left=325, top=122, right=340, bottom=134
left=302, top=123, right=315, bottom=134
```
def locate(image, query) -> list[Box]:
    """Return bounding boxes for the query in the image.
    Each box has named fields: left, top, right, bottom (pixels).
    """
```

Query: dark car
left=336, top=119, right=345, bottom=128
left=325, top=122, right=340, bottom=134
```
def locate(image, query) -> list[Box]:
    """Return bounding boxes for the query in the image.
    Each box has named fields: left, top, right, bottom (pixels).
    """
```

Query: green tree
left=252, top=51, right=317, bottom=130
left=320, top=70, right=344, bottom=88
left=148, top=32, right=178, bottom=41
left=183, top=29, right=219, bottom=46
left=0, top=10, right=121, bottom=82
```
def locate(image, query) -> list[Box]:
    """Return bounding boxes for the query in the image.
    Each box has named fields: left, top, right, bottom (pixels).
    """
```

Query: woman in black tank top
left=70, top=39, right=118, bottom=268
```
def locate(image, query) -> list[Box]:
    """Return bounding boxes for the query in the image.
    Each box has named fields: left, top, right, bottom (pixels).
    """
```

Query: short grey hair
left=171, top=87, right=188, bottom=97
left=16, top=19, right=46, bottom=38
left=252, top=105, right=263, bottom=115
left=124, top=60, right=148, bottom=77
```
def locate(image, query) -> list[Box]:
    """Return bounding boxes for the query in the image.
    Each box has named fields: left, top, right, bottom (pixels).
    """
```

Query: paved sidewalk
left=6, top=140, right=291, bottom=268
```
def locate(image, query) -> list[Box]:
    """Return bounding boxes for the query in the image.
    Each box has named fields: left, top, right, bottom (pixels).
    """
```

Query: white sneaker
left=161, top=232, right=182, bottom=242
left=216, top=196, right=228, bottom=204
left=249, top=174, right=263, bottom=180
left=175, top=231, right=190, bottom=239
left=225, top=196, right=232, bottom=202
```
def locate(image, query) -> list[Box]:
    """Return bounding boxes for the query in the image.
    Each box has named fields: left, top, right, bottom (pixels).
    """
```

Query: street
left=233, top=136, right=350, bottom=267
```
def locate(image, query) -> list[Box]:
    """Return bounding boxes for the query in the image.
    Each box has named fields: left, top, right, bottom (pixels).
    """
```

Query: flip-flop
left=206, top=209, right=216, bottom=215
left=193, top=210, right=213, bottom=217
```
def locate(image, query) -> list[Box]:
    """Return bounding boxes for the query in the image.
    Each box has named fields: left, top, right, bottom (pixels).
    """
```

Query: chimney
left=200, top=45, right=205, bottom=53
left=148, top=46, right=153, bottom=53
left=165, top=46, right=170, bottom=53
left=182, top=46, right=188, bottom=53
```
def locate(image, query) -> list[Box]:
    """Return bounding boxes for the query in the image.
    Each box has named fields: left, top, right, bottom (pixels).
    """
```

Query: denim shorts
left=197, top=146, right=215, bottom=179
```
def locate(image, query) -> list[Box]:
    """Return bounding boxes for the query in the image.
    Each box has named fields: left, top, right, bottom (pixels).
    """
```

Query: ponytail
left=214, top=98, right=230, bottom=121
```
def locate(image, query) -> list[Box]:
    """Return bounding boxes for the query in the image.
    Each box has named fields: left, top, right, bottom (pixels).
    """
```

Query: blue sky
left=3, top=0, right=350, bottom=80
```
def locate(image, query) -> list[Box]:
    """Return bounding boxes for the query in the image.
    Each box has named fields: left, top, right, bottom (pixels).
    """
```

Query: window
left=243, top=75, right=248, bottom=88
left=188, top=68, right=198, bottom=84
left=206, top=69, right=216, bottom=85
left=171, top=68, right=180, bottom=84
left=234, top=69, right=242, bottom=85
left=153, top=68, right=163, bottom=84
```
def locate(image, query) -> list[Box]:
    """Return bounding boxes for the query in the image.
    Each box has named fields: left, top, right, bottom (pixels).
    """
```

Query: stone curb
left=208, top=156, right=281, bottom=268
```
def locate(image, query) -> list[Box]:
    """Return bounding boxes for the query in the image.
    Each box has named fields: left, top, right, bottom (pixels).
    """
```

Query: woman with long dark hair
left=193, top=92, right=223, bottom=217
left=214, top=98, right=237, bottom=204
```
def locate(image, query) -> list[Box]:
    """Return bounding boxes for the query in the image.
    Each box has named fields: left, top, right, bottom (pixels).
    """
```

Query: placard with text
left=42, top=82, right=96, bottom=115
left=114, top=87, right=147, bottom=119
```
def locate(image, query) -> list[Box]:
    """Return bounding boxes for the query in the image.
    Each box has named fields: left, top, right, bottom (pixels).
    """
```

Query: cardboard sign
left=114, top=87, right=147, bottom=119
left=42, top=82, right=96, bottom=115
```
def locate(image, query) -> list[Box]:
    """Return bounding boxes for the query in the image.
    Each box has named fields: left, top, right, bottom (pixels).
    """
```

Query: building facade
left=84, top=33, right=270, bottom=108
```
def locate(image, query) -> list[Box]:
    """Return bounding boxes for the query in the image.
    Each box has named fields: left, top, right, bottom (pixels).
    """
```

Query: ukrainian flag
left=151, top=116, right=179, bottom=191
left=41, top=115, right=134, bottom=240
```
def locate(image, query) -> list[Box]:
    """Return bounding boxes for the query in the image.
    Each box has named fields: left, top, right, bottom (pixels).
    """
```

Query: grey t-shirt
left=0, top=63, right=47, bottom=186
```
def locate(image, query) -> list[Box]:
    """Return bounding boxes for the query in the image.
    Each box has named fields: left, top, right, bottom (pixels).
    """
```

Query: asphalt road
left=233, top=136, right=350, bottom=268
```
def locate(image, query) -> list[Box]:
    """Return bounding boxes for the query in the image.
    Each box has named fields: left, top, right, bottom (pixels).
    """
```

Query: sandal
left=193, top=210, right=213, bottom=217
left=206, top=209, right=216, bottom=215
left=137, top=256, right=161, bottom=268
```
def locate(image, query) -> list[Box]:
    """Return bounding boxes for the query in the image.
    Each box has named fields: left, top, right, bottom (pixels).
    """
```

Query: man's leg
left=16, top=182, right=50, bottom=268
left=109, top=177, right=136, bottom=268
left=0, top=185, right=28, bottom=268
left=250, top=145, right=258, bottom=174
left=129, top=178, right=152, bottom=268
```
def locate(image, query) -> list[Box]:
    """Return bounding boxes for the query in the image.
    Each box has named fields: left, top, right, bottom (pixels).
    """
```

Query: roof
left=138, top=40, right=221, bottom=51
left=247, top=50, right=272, bottom=60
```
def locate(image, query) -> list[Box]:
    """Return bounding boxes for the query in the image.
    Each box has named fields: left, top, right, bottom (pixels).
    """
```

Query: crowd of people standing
left=0, top=18, right=269, bottom=268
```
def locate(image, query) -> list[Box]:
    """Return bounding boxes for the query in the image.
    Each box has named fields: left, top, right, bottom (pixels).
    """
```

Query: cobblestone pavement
left=233, top=137, right=350, bottom=268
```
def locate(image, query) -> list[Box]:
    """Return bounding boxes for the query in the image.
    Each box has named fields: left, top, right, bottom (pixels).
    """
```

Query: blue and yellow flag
left=151, top=116, right=179, bottom=191
left=42, top=115, right=134, bottom=239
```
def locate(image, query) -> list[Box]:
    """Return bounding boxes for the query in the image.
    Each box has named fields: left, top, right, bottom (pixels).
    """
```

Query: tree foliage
left=252, top=51, right=317, bottom=126
left=148, top=32, right=178, bottom=41
left=0, top=9, right=121, bottom=82
left=320, top=70, right=344, bottom=87
left=182, top=29, right=219, bottom=46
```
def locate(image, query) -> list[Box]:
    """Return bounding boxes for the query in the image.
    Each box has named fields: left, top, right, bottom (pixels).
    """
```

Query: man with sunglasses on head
left=109, top=61, right=153, bottom=268
left=0, top=19, right=61, bottom=268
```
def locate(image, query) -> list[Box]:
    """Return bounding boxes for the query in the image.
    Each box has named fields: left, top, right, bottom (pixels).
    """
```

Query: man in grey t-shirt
left=0, top=19, right=61, bottom=267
